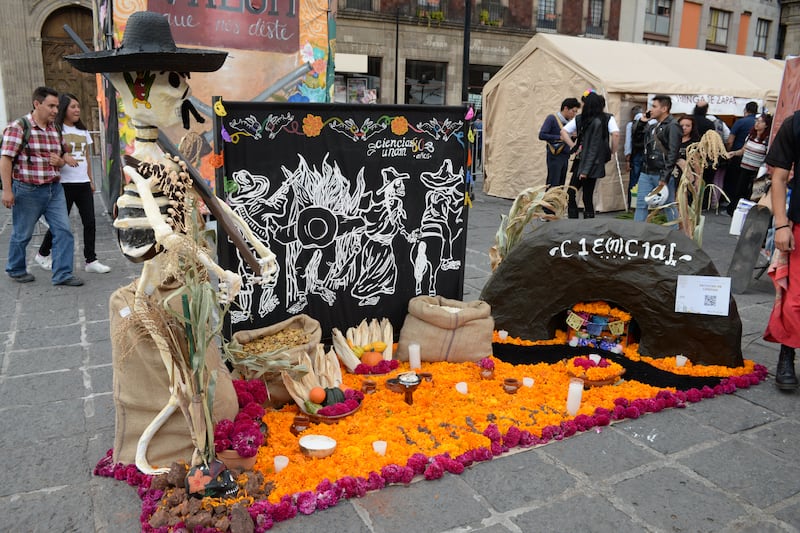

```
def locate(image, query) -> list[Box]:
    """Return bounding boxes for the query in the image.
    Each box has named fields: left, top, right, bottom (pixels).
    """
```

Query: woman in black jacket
left=566, top=91, right=611, bottom=219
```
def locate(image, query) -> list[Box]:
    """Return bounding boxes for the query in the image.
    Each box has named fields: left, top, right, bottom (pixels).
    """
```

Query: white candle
left=274, top=455, right=289, bottom=473
left=522, top=377, right=534, bottom=388
left=372, top=440, right=387, bottom=456
left=589, top=353, right=601, bottom=364
left=566, top=378, right=584, bottom=416
left=498, top=329, right=509, bottom=340
left=408, top=343, right=422, bottom=370
left=569, top=337, right=579, bottom=347
left=455, top=381, right=468, bottom=394
left=675, top=355, right=688, bottom=367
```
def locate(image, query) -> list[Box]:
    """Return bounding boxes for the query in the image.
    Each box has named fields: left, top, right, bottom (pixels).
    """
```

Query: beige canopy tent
left=482, top=33, right=784, bottom=210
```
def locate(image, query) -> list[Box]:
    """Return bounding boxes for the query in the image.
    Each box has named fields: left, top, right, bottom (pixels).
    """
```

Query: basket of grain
left=227, top=315, right=321, bottom=407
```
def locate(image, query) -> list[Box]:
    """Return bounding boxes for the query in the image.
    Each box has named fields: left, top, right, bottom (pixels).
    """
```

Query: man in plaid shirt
left=1, top=86, right=83, bottom=285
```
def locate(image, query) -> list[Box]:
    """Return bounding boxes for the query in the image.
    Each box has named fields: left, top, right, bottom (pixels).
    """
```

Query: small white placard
left=675, top=275, right=731, bottom=316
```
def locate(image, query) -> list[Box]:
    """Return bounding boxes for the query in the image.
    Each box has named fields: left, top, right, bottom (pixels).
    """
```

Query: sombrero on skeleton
left=64, top=11, right=227, bottom=73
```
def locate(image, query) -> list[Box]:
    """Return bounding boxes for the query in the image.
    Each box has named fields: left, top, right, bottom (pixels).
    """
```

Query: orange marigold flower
left=206, top=152, right=224, bottom=169
left=302, top=114, right=324, bottom=137
left=391, top=116, right=409, bottom=135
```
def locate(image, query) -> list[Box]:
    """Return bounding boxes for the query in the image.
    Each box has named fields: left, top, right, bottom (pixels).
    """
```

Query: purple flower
left=518, top=430, right=536, bottom=447
left=316, top=488, right=339, bottom=510
left=624, top=406, right=641, bottom=419
left=483, top=424, right=502, bottom=442
left=561, top=420, right=578, bottom=437
left=473, top=447, right=493, bottom=462
left=685, top=388, right=702, bottom=403
left=248, top=380, right=268, bottom=404
left=573, top=414, right=595, bottom=431
left=490, top=441, right=507, bottom=456
left=344, top=388, right=365, bottom=402
left=594, top=412, right=611, bottom=426
left=366, top=471, right=386, bottom=491
left=243, top=401, right=266, bottom=420
left=214, top=418, right=235, bottom=440
left=478, top=357, right=495, bottom=370
left=424, top=461, right=445, bottom=480
left=231, top=424, right=263, bottom=457
left=335, top=476, right=367, bottom=498
left=271, top=499, right=298, bottom=522
left=237, top=390, right=254, bottom=408
left=407, top=453, right=429, bottom=475
left=503, top=426, right=522, bottom=448
left=295, top=491, right=317, bottom=514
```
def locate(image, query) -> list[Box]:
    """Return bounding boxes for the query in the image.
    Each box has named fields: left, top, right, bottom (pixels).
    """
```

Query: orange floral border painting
left=96, top=332, right=767, bottom=532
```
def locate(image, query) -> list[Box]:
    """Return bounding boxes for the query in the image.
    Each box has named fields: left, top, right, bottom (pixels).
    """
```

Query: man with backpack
left=539, top=97, right=580, bottom=188
left=632, top=94, right=682, bottom=223
left=0, top=86, right=83, bottom=286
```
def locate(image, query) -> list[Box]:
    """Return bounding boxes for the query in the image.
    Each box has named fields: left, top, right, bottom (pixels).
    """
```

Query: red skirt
left=764, top=224, right=800, bottom=348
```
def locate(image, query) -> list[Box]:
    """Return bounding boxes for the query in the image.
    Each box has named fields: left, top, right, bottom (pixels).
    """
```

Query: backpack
left=11, top=116, right=63, bottom=165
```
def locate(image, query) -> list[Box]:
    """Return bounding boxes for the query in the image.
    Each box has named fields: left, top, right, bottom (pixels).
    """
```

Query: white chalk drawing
left=225, top=156, right=465, bottom=323
left=329, top=117, right=388, bottom=142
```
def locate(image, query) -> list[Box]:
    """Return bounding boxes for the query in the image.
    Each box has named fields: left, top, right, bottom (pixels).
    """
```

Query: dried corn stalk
left=490, top=185, right=569, bottom=271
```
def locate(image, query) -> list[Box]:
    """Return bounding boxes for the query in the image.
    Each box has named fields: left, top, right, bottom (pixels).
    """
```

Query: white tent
left=482, top=33, right=784, bottom=209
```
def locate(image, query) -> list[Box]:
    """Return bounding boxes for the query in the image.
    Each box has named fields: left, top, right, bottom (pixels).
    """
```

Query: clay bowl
left=298, top=434, right=337, bottom=458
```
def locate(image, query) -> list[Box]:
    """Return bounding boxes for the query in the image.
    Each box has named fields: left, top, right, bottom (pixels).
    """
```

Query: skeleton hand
left=217, top=269, right=243, bottom=304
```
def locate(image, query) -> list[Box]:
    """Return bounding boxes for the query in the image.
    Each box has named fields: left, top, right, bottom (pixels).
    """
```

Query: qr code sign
left=704, top=294, right=717, bottom=307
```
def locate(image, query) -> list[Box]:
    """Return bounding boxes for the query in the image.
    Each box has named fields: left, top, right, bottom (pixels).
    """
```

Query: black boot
left=776, top=345, right=799, bottom=390
left=567, top=206, right=579, bottom=219
left=584, top=211, right=595, bottom=219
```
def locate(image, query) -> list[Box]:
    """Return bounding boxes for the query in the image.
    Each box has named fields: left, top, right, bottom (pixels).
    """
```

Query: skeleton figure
left=66, top=11, right=278, bottom=475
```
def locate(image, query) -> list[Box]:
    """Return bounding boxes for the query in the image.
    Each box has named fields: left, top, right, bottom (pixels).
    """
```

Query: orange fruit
left=309, top=387, right=326, bottom=404
left=361, top=351, right=383, bottom=367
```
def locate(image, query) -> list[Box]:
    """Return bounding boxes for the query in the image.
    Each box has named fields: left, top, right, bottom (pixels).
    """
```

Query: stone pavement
left=0, top=185, right=799, bottom=533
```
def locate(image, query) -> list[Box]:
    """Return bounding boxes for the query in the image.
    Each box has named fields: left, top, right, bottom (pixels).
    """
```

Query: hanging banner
left=650, top=94, right=764, bottom=116
left=218, top=102, right=469, bottom=336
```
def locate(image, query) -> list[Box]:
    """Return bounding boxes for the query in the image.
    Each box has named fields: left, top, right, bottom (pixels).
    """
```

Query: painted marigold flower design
left=302, top=114, right=324, bottom=136
left=391, top=116, right=409, bottom=135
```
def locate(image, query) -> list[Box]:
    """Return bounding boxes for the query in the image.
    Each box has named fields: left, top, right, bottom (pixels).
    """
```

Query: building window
left=586, top=0, right=604, bottom=35
left=417, top=0, right=441, bottom=18
left=537, top=0, right=557, bottom=31
left=345, top=0, right=373, bottom=10
left=755, top=19, right=770, bottom=54
left=405, top=60, right=446, bottom=105
left=334, top=57, right=382, bottom=104
left=707, top=8, right=730, bottom=47
left=644, top=0, right=671, bottom=35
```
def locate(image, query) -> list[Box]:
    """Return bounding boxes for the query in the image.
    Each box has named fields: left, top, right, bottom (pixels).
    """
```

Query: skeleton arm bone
left=216, top=199, right=278, bottom=286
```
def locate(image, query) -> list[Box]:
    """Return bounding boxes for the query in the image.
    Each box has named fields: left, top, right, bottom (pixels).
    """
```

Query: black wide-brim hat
left=64, top=11, right=227, bottom=73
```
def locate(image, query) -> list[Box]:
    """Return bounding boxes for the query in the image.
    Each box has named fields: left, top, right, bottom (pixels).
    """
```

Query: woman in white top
left=35, top=93, right=110, bottom=273
left=725, top=113, right=772, bottom=216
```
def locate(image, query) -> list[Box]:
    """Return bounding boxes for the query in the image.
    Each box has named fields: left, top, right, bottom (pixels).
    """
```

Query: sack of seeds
left=228, top=315, right=320, bottom=407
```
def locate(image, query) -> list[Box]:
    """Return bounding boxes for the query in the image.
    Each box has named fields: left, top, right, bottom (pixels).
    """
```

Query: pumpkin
left=361, top=351, right=383, bottom=367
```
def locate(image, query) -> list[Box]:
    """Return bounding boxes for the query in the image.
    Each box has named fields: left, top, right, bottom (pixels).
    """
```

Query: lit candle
left=408, top=343, right=422, bottom=370
left=455, top=381, right=468, bottom=394
left=675, top=355, right=688, bottom=367
left=498, top=329, right=509, bottom=340
left=372, top=440, right=387, bottom=456
left=522, top=377, right=534, bottom=388
left=566, top=378, right=584, bottom=416
left=274, top=455, right=289, bottom=473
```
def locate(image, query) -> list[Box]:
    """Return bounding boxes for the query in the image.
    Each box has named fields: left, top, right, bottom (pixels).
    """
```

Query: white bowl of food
left=298, top=434, right=337, bottom=458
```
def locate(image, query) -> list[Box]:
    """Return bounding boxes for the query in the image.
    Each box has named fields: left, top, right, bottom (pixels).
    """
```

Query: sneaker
left=34, top=253, right=52, bottom=271
left=54, top=276, right=84, bottom=287
left=9, top=272, right=35, bottom=283
left=85, top=260, right=111, bottom=274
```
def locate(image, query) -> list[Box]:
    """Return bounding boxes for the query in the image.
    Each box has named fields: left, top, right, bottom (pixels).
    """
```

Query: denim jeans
left=628, top=152, right=643, bottom=209
left=634, top=172, right=676, bottom=223
left=39, top=182, right=97, bottom=263
left=6, top=181, right=75, bottom=283
left=545, top=151, right=570, bottom=188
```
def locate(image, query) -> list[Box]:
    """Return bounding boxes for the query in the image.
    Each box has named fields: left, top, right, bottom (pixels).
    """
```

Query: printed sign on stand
left=675, top=275, right=731, bottom=316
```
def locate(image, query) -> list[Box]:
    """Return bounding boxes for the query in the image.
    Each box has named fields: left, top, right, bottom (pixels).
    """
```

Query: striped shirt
left=740, top=136, right=768, bottom=171
left=0, top=114, right=62, bottom=185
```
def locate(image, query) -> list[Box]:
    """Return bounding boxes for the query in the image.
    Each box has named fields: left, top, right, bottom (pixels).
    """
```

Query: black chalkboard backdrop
left=216, top=102, right=469, bottom=340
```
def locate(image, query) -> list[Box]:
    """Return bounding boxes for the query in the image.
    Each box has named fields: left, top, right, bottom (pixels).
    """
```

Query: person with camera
left=632, top=95, right=682, bottom=223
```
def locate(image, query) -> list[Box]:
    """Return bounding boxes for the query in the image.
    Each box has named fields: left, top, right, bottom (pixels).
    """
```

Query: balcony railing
left=536, top=13, right=558, bottom=31
left=337, top=0, right=533, bottom=30
left=585, top=19, right=605, bottom=37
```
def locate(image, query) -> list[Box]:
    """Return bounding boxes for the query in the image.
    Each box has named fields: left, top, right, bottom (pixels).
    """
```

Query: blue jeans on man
left=634, top=171, right=676, bottom=223
left=6, top=181, right=75, bottom=283
left=546, top=151, right=570, bottom=188
left=628, top=152, right=642, bottom=209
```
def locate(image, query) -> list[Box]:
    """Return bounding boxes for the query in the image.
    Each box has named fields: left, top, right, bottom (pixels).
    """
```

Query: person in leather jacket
left=632, top=94, right=681, bottom=223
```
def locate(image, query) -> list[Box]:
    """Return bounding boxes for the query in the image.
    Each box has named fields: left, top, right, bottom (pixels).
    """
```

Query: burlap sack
left=110, top=281, right=239, bottom=468
left=231, top=314, right=320, bottom=408
left=396, top=296, right=494, bottom=363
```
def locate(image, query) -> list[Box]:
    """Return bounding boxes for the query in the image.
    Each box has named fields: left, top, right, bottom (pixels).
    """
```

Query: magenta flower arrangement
left=572, top=356, right=611, bottom=369
left=354, top=359, right=399, bottom=375
left=478, top=357, right=495, bottom=371
left=214, top=379, right=268, bottom=457
left=316, top=388, right=364, bottom=416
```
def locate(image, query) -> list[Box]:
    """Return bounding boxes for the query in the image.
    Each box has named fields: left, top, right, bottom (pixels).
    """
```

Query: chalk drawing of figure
left=226, top=169, right=292, bottom=322
left=412, top=160, right=465, bottom=295
left=352, top=167, right=416, bottom=306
